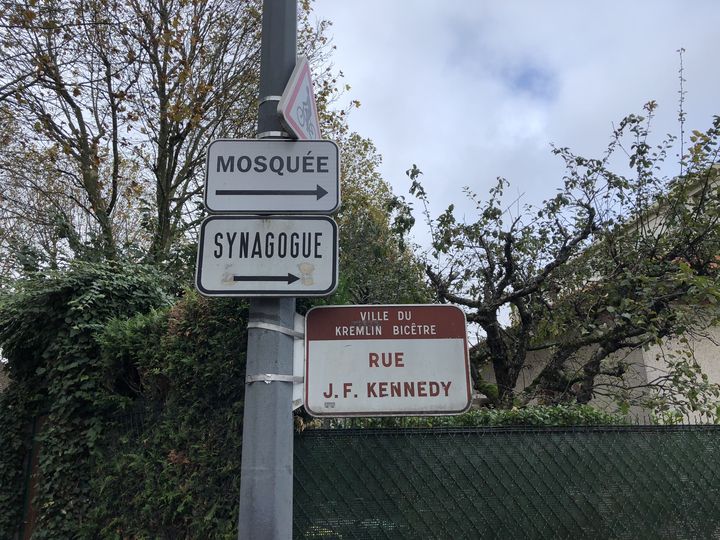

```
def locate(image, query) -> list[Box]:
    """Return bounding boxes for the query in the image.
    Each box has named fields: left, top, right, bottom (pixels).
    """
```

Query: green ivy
left=0, top=380, right=43, bottom=536
left=0, top=261, right=171, bottom=539
left=85, top=292, right=248, bottom=539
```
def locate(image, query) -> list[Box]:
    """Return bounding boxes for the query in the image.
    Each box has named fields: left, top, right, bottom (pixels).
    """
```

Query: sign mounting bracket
left=247, top=321, right=304, bottom=339
left=246, top=373, right=304, bottom=384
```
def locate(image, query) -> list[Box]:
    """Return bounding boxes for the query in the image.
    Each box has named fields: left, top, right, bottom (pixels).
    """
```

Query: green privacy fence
left=293, top=426, right=720, bottom=539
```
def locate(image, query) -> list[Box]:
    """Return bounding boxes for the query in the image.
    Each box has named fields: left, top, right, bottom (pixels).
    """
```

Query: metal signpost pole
left=238, top=1, right=297, bottom=538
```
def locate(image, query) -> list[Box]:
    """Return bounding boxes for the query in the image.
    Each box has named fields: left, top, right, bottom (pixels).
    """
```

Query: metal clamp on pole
left=258, top=94, right=282, bottom=106
left=246, top=373, right=304, bottom=385
left=257, top=130, right=290, bottom=139
left=247, top=321, right=304, bottom=340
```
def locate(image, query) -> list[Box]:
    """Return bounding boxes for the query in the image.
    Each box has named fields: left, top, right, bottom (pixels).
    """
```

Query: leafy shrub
left=0, top=261, right=170, bottom=539
left=312, top=404, right=626, bottom=430
left=86, top=292, right=248, bottom=539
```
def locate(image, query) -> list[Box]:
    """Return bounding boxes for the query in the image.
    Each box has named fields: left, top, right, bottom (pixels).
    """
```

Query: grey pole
left=238, top=1, right=297, bottom=539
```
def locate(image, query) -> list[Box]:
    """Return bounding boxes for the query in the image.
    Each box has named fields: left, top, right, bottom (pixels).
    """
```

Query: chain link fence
left=294, top=426, right=720, bottom=539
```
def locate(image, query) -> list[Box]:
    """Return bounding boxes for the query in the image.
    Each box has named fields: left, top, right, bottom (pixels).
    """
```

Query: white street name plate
left=305, top=305, right=472, bottom=416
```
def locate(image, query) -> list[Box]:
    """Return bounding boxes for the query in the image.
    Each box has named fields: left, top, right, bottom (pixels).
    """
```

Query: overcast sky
left=312, top=0, right=720, bottom=245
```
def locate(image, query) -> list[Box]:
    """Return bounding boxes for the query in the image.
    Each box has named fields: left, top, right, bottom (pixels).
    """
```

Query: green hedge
left=308, top=404, right=626, bottom=430
left=87, top=293, right=248, bottom=539
left=0, top=262, right=171, bottom=539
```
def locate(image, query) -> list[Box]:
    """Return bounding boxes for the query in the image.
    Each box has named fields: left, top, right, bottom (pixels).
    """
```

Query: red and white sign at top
left=304, top=305, right=472, bottom=417
left=278, top=56, right=321, bottom=140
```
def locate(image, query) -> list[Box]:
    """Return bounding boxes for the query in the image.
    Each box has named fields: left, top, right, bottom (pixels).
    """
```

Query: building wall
left=479, top=325, right=720, bottom=420
left=643, top=326, right=720, bottom=383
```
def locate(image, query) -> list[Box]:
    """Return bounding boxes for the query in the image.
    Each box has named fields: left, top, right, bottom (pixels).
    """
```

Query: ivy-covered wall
left=0, top=262, right=172, bottom=538
left=0, top=262, right=249, bottom=538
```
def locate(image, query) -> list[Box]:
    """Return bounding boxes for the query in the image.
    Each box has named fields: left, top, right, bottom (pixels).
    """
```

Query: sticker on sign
left=304, top=305, right=471, bottom=416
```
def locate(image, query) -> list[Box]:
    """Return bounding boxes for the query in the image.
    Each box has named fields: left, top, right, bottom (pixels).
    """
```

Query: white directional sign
left=196, top=216, right=338, bottom=296
left=204, top=139, right=339, bottom=214
left=278, top=56, right=321, bottom=140
left=304, top=305, right=472, bottom=416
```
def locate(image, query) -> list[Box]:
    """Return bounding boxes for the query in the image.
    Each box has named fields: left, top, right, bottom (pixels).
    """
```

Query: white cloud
left=313, top=0, right=720, bottom=244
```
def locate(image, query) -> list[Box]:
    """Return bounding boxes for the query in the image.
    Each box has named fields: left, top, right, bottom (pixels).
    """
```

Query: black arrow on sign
left=216, top=185, right=328, bottom=200
left=233, top=273, right=300, bottom=284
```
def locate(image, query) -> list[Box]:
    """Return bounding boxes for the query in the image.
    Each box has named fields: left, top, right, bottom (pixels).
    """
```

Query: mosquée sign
left=204, top=139, right=339, bottom=214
